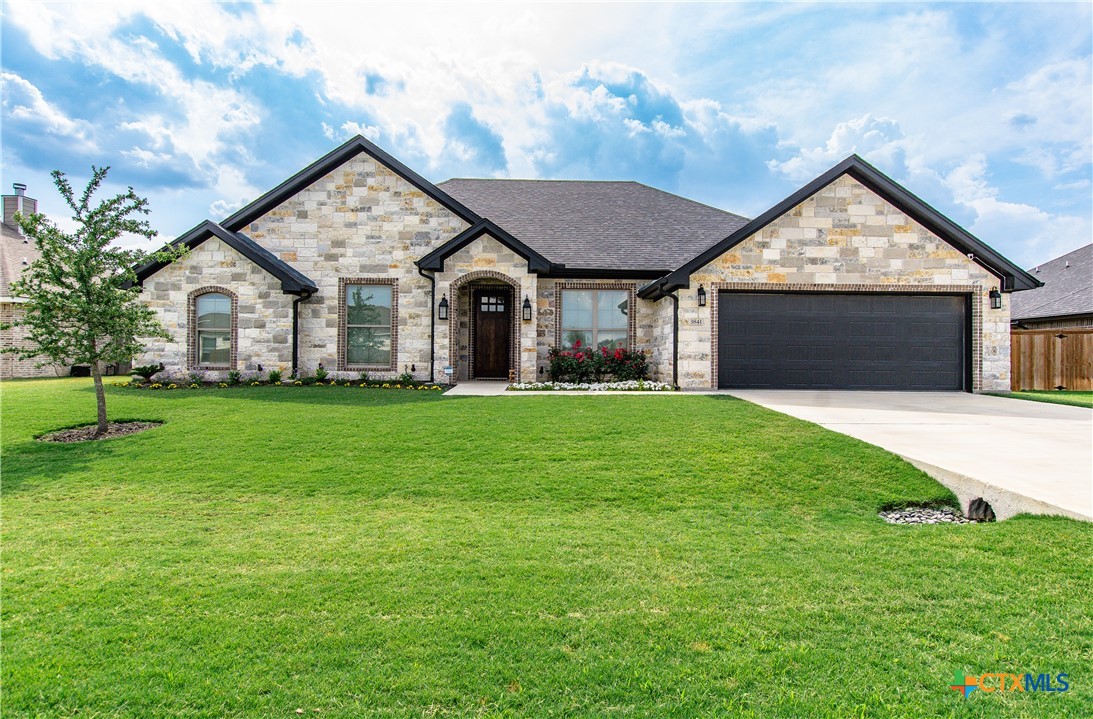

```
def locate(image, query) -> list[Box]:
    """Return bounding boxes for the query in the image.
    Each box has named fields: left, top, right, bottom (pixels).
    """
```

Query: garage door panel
left=718, top=292, right=966, bottom=390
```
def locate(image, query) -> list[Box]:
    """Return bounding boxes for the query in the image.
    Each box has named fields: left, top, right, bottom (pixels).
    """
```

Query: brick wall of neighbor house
left=435, top=235, right=537, bottom=382
left=240, top=154, right=470, bottom=381
left=136, top=238, right=293, bottom=378
left=678, top=174, right=1011, bottom=391
left=0, top=302, right=67, bottom=379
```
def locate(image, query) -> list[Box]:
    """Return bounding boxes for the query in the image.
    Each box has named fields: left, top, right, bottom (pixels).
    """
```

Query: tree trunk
left=92, top=361, right=108, bottom=438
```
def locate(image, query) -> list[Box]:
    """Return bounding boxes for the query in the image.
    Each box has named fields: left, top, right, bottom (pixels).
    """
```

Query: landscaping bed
left=508, top=380, right=675, bottom=391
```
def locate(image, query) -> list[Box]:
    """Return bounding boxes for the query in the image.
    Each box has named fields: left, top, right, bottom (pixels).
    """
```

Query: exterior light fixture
left=697, top=285, right=707, bottom=307
left=438, top=294, right=449, bottom=321
left=522, top=295, right=533, bottom=321
left=989, top=287, right=1002, bottom=310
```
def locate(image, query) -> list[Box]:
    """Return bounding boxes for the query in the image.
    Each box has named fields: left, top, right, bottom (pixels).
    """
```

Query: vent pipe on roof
left=1065, top=261, right=1070, bottom=268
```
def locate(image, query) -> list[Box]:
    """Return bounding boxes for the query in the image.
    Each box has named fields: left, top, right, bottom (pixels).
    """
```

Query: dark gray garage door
left=717, top=292, right=967, bottom=390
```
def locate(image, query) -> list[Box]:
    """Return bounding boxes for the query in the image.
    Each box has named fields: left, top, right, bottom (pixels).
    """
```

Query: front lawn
left=3, top=379, right=1090, bottom=718
left=1003, top=390, right=1093, bottom=409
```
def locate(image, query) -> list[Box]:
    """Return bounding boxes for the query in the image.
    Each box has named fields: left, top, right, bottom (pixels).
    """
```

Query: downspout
left=417, top=266, right=436, bottom=383
left=668, top=291, right=679, bottom=389
left=291, top=290, right=313, bottom=378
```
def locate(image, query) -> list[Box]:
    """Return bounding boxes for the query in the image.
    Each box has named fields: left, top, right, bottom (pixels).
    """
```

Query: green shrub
left=267, top=368, right=282, bottom=384
left=315, top=364, right=329, bottom=382
left=397, top=371, right=415, bottom=384
left=547, top=342, right=648, bottom=383
left=227, top=370, right=242, bottom=386
left=132, top=364, right=163, bottom=383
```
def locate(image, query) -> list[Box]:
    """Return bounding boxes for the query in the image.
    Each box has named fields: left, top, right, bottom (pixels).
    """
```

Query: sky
left=1, top=1, right=1090, bottom=267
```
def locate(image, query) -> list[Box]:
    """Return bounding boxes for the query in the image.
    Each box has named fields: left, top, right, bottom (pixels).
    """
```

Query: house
left=1010, top=244, right=1092, bottom=330
left=1, top=184, right=69, bottom=380
left=133, top=136, right=1039, bottom=391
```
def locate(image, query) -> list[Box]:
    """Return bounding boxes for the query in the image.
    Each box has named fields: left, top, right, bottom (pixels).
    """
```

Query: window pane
left=197, top=294, right=230, bottom=330
left=347, top=285, right=392, bottom=327
left=347, top=327, right=391, bottom=365
left=562, top=329, right=592, bottom=350
left=596, top=331, right=627, bottom=350
left=561, top=290, right=593, bottom=330
left=199, top=330, right=230, bottom=365
left=597, top=290, right=628, bottom=329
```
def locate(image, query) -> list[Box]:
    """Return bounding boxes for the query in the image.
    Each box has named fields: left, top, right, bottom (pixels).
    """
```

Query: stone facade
left=676, top=175, right=1011, bottom=391
left=136, top=150, right=1015, bottom=392
left=138, top=238, right=293, bottom=377
left=0, top=302, right=68, bottom=379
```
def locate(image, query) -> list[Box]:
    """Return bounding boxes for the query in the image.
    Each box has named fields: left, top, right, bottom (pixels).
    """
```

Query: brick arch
left=188, top=286, right=238, bottom=371
left=447, top=270, right=521, bottom=381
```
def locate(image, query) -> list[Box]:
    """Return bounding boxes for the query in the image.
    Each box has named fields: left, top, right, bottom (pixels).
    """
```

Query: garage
left=717, top=292, right=968, bottom=390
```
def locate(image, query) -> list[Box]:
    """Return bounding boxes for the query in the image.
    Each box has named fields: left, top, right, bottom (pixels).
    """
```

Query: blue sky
left=1, top=1, right=1090, bottom=266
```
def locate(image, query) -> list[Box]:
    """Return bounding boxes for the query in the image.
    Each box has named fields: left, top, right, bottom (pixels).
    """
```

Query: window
left=195, top=293, right=231, bottom=366
left=345, top=283, right=393, bottom=366
left=561, top=289, right=629, bottom=349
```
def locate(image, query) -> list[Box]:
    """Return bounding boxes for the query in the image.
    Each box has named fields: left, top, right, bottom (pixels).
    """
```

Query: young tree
left=5, top=167, right=178, bottom=437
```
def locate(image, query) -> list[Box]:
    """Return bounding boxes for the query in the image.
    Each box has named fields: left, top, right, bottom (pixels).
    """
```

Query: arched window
left=192, top=291, right=234, bottom=368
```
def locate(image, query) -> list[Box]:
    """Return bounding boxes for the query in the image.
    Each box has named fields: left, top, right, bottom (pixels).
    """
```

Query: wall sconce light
left=522, top=295, right=533, bottom=321
left=697, top=285, right=707, bottom=307
left=989, top=287, right=1002, bottom=310
left=438, top=294, right=449, bottom=321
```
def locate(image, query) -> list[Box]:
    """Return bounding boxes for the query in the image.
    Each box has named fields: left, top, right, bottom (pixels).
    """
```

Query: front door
left=473, top=288, right=511, bottom=379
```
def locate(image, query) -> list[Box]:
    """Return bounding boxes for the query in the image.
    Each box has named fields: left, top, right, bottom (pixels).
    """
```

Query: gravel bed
left=38, top=421, right=162, bottom=443
left=879, top=506, right=977, bottom=525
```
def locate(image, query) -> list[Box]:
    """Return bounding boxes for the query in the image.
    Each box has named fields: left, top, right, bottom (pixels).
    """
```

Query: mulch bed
left=37, top=421, right=162, bottom=443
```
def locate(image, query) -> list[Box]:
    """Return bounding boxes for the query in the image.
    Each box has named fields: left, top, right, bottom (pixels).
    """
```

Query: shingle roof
left=1010, top=244, right=1093, bottom=321
left=1, top=222, right=39, bottom=298
left=437, top=179, right=750, bottom=272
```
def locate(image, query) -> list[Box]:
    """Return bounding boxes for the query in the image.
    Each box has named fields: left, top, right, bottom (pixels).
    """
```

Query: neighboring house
left=1, top=184, right=69, bottom=380
left=133, top=136, right=1039, bottom=392
left=1010, top=244, right=1092, bottom=330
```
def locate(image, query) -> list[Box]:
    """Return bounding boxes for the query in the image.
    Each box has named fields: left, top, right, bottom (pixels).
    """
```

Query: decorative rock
left=878, top=506, right=983, bottom=525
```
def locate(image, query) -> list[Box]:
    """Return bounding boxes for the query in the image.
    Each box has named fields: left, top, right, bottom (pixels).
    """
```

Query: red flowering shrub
left=547, top=341, right=649, bottom=382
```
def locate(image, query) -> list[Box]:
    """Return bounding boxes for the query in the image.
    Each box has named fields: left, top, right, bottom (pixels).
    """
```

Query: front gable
left=641, top=155, right=1040, bottom=298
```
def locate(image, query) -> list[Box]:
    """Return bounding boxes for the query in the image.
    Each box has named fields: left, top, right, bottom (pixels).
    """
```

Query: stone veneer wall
left=677, top=174, right=1011, bottom=391
left=0, top=302, right=68, bottom=379
left=436, top=235, right=537, bottom=383
left=241, top=154, right=469, bottom=381
left=136, top=238, right=293, bottom=377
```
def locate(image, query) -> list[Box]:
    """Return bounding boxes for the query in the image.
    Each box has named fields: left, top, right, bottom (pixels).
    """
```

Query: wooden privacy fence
left=1011, top=328, right=1093, bottom=391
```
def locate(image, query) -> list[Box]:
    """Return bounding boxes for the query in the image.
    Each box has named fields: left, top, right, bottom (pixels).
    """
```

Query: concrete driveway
left=724, top=391, right=1092, bottom=521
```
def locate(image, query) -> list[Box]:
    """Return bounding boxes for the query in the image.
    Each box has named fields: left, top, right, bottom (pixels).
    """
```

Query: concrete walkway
left=724, top=391, right=1093, bottom=521
left=443, top=381, right=510, bottom=396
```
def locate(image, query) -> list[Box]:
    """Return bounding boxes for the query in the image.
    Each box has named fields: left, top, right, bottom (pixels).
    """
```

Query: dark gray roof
left=1, top=221, right=39, bottom=298
left=1011, top=244, right=1093, bottom=321
left=437, top=179, right=750, bottom=271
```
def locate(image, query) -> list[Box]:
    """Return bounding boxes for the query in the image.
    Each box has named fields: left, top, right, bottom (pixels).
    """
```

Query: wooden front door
left=473, top=288, right=511, bottom=378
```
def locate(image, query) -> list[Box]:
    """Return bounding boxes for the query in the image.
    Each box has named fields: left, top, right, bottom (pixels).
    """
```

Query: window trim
left=338, top=277, right=398, bottom=372
left=554, top=282, right=636, bottom=350
left=188, top=286, right=237, bottom=371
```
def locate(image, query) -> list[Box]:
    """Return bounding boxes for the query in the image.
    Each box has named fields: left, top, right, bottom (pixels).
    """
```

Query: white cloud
left=769, top=114, right=906, bottom=182
left=944, top=155, right=1090, bottom=265
left=1, top=72, right=97, bottom=150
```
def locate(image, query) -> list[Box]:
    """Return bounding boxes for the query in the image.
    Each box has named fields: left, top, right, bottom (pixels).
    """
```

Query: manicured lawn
left=2, top=379, right=1090, bottom=718
left=1003, top=390, right=1093, bottom=409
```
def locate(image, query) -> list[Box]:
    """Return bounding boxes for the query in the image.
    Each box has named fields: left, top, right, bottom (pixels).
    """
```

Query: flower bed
left=508, top=380, right=675, bottom=392
left=115, top=380, right=445, bottom=392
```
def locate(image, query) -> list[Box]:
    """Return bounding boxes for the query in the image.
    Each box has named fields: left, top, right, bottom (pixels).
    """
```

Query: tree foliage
left=5, top=166, right=181, bottom=435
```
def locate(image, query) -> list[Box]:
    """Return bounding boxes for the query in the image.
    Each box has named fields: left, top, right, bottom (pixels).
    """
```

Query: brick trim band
left=187, top=286, right=238, bottom=371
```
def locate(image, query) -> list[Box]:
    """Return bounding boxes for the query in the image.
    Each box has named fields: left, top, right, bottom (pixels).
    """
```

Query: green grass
left=1001, top=391, right=1093, bottom=409
left=3, top=379, right=1090, bottom=718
